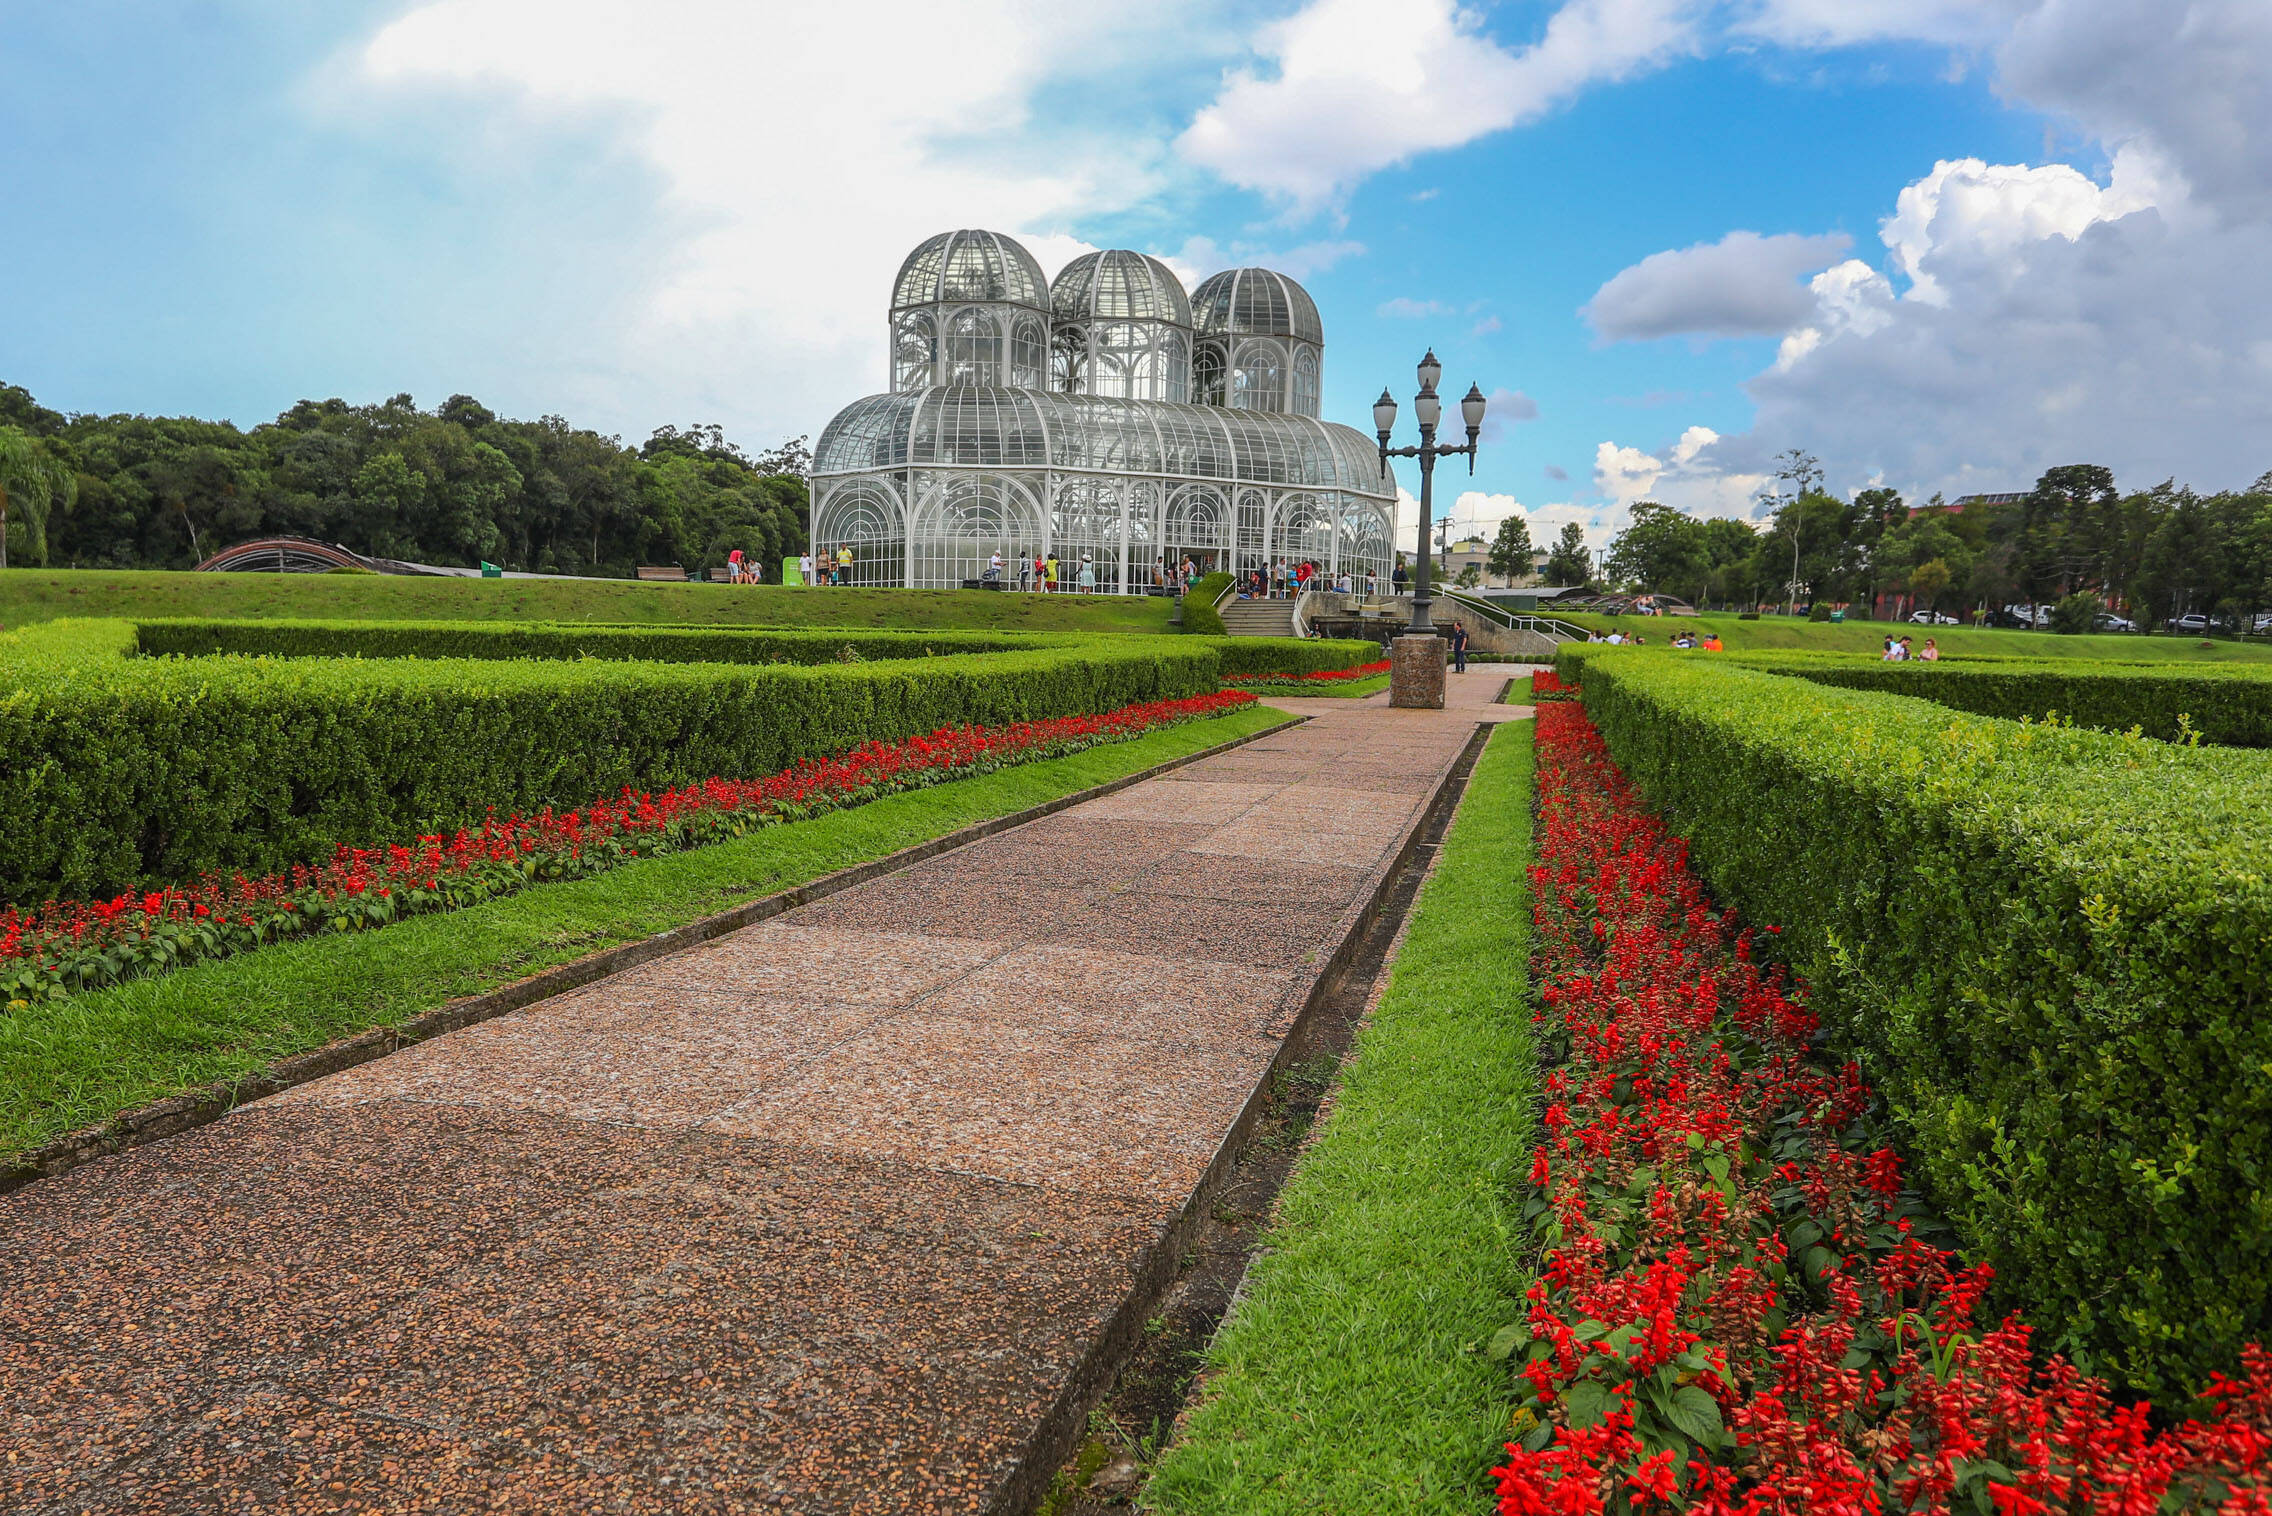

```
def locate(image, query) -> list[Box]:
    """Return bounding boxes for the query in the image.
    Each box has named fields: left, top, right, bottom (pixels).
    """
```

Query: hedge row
left=1552, top=644, right=2272, bottom=1396
left=3, top=625, right=1217, bottom=901
left=1208, top=634, right=1380, bottom=678
left=129, top=618, right=1044, bottom=666
left=1727, top=649, right=2272, bottom=746
left=1180, top=572, right=1234, bottom=636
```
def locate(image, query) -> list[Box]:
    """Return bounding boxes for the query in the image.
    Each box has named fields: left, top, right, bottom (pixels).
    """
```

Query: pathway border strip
left=985, top=715, right=1496, bottom=1516
left=1, top=713, right=1305, bottom=1198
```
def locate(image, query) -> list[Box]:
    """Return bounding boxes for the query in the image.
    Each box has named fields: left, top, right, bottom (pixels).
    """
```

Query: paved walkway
left=2, top=673, right=1528, bottom=1515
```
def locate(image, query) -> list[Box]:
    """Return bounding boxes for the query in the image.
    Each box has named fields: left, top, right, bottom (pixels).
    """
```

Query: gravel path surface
left=2, top=672, right=1528, bottom=1515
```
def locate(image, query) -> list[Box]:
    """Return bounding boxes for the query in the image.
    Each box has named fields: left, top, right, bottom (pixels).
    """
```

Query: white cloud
left=1584, top=230, right=1854, bottom=340
left=1592, top=427, right=1768, bottom=520
left=1880, top=151, right=2161, bottom=303
left=349, top=0, right=1201, bottom=439
left=1377, top=297, right=1452, bottom=318
left=1178, top=0, right=1703, bottom=215
left=1772, top=258, right=1895, bottom=369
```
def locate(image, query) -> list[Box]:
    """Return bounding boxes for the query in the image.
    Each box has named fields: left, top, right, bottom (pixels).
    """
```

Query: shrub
left=1807, top=602, right=1833, bottom=622
left=130, top=617, right=1040, bottom=665
left=1552, top=644, right=2272, bottom=1396
left=2051, top=591, right=2100, bottom=635
left=1180, top=571, right=1233, bottom=636
left=1726, top=649, right=2272, bottom=746
left=1201, top=635, right=1379, bottom=679
left=1, top=624, right=1216, bottom=901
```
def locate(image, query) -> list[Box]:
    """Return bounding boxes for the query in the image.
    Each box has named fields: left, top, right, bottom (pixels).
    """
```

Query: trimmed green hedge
left=130, top=618, right=1043, bottom=665
left=1725, top=649, right=2272, bottom=746
left=1181, top=572, right=1234, bottom=636
left=1554, top=645, right=2272, bottom=1396
left=3, top=622, right=1216, bottom=901
left=1207, top=635, right=1380, bottom=678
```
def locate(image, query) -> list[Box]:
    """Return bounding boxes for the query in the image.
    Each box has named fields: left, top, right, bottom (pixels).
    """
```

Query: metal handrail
left=1442, top=589, right=1590, bottom=643
left=1291, top=587, right=1318, bottom=638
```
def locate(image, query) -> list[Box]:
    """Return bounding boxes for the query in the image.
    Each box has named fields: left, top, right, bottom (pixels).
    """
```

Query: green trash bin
left=479, top=561, right=502, bottom=579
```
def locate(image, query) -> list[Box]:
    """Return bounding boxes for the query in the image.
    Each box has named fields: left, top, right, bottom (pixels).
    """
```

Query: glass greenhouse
left=814, top=229, right=1396, bottom=591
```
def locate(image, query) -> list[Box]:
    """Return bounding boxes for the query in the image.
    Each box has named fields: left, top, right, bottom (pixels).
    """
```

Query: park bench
left=635, top=565, right=688, bottom=582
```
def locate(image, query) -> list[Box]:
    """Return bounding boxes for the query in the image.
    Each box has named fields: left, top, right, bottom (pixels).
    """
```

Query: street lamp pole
left=1376, top=350, right=1487, bottom=708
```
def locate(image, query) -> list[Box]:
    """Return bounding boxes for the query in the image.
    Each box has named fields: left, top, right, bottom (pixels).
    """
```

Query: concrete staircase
left=1218, top=596, right=1298, bottom=637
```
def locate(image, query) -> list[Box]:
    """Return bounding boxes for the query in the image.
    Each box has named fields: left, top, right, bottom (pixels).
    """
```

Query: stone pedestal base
left=1388, top=633, right=1446, bottom=709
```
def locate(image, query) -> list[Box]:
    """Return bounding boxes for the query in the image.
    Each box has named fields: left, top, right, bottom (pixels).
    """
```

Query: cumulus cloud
left=350, top=0, right=1201, bottom=438
left=1583, top=231, right=1854, bottom=340
left=1178, top=0, right=1703, bottom=215
left=1592, top=426, right=1769, bottom=518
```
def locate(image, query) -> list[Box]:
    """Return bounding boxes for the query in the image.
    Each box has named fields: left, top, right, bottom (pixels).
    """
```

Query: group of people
left=1588, top=627, right=1724, bottom=650
left=1882, top=634, right=1940, bottom=661
left=979, top=552, right=1111, bottom=592
left=719, top=547, right=862, bottom=585
left=1240, top=561, right=1376, bottom=599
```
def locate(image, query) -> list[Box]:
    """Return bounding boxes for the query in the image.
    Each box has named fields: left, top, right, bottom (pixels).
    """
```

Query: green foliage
left=1546, top=609, right=2272, bottom=661
left=1181, top=571, right=1233, bottom=635
left=2050, top=591, right=2101, bottom=635
left=129, top=617, right=1044, bottom=665
left=1808, top=601, right=1833, bottom=622
left=1726, top=650, right=2272, bottom=746
left=0, top=568, right=1180, bottom=634
left=5, top=384, right=808, bottom=577
left=1487, top=514, right=1533, bottom=586
left=1543, top=521, right=1591, bottom=587
left=0, top=425, right=76, bottom=569
left=1203, top=635, right=1379, bottom=678
left=1, top=621, right=1217, bottom=900
left=1148, top=723, right=1538, bottom=1514
left=1554, top=646, right=2272, bottom=1395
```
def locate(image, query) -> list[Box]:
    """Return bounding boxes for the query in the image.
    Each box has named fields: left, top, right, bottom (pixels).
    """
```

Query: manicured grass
left=0, top=704, right=1289, bottom=1160
left=1551, top=609, right=2272, bottom=662
left=0, top=568, right=1176, bottom=633
left=1146, top=719, right=1537, bottom=1515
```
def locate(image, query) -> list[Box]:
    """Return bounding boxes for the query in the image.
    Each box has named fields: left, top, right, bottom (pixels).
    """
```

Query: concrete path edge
left=0, top=713, right=1308, bottom=1199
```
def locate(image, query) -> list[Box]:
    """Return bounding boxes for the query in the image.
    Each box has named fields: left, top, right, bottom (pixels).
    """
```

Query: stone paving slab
left=1, top=668, right=1521, bottom=1514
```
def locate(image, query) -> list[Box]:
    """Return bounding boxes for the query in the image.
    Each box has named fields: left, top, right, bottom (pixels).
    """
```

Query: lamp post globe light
left=1376, top=350, right=1486, bottom=709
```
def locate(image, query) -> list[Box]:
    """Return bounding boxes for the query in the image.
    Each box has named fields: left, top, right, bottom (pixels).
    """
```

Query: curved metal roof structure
left=891, top=229, right=1049, bottom=313
left=1049, top=250, right=1193, bottom=328
left=1191, top=267, right=1325, bottom=345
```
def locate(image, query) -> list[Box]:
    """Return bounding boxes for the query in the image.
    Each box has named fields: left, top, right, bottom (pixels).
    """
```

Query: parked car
left=2172, top=612, right=2212, bottom=633
left=1907, top=610, right=1959, bottom=625
left=2093, top=613, right=2136, bottom=632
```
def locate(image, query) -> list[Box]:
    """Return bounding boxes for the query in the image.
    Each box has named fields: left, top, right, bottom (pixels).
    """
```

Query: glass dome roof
left=1191, top=268, right=1324, bottom=345
left=815, top=387, right=1390, bottom=499
left=1049, top=250, right=1193, bottom=327
left=892, top=230, right=1049, bottom=312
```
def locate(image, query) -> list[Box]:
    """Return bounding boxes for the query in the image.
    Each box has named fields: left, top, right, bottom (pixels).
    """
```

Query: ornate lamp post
left=1376, top=350, right=1486, bottom=708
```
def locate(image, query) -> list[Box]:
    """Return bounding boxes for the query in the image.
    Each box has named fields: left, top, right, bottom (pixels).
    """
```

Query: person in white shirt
left=798, top=552, right=814, bottom=585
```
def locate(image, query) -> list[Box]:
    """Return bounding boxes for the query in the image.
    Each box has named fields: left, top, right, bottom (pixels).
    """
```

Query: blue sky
left=4, top=1, right=2267, bottom=551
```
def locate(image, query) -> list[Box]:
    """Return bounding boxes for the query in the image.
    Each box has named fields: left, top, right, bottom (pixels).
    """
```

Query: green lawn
left=0, top=568, right=1176, bottom=633
left=1550, top=609, right=2272, bottom=662
left=1230, top=672, right=1393, bottom=699
left=1145, top=719, right=1537, bottom=1515
left=0, top=704, right=1287, bottom=1161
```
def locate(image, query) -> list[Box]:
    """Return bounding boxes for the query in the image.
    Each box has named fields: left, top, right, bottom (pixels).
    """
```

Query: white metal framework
left=818, top=230, right=1393, bottom=591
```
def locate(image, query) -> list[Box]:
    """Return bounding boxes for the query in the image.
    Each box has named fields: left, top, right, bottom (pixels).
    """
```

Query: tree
left=1455, top=561, right=1482, bottom=589
left=0, top=426, right=76, bottom=568
left=1603, top=502, right=1707, bottom=599
left=1543, top=521, right=1591, bottom=586
left=1909, top=557, right=1953, bottom=609
left=1486, top=513, right=1534, bottom=586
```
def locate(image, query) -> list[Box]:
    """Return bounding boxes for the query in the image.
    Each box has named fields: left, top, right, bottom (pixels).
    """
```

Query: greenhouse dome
left=814, top=232, right=1393, bottom=591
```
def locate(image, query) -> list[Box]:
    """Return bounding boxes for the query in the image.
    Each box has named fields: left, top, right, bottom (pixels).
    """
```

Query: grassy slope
left=0, top=705, right=1286, bottom=1158
left=1146, top=720, right=1537, bottom=1515
left=1550, top=609, right=2272, bottom=662
left=0, top=568, right=1174, bottom=633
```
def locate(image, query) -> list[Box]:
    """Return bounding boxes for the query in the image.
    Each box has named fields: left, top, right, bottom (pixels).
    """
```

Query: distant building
left=1429, top=534, right=1545, bottom=588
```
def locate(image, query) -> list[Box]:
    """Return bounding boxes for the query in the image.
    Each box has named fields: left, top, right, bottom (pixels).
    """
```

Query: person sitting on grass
left=1921, top=637, right=1940, bottom=661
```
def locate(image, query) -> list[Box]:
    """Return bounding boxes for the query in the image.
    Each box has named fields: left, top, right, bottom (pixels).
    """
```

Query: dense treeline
left=0, top=384, right=808, bottom=577
left=1601, top=453, right=2272, bottom=629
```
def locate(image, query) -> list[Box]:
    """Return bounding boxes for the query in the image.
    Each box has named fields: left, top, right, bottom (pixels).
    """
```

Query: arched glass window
left=893, top=312, right=936, bottom=391
left=1011, top=316, right=1047, bottom=389
left=1161, top=332, right=1191, bottom=404
left=1292, top=347, right=1320, bottom=417
left=1051, top=323, right=1087, bottom=394
left=1193, top=341, right=1228, bottom=407
left=1232, top=340, right=1285, bottom=412
left=945, top=308, right=1002, bottom=384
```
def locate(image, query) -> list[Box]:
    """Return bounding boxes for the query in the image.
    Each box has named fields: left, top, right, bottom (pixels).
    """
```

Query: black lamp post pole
left=1376, top=352, right=1486, bottom=640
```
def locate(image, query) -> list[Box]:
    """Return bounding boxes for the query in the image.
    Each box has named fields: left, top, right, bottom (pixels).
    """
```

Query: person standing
left=798, top=550, right=815, bottom=586
left=838, top=544, right=854, bottom=584
left=726, top=547, right=745, bottom=583
left=1393, top=560, right=1409, bottom=596
left=1045, top=553, right=1060, bottom=592
left=1449, top=620, right=1469, bottom=674
left=1077, top=554, right=1096, bottom=593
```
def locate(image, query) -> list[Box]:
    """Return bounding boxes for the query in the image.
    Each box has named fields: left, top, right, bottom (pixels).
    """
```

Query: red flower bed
left=1, top=691, right=1257, bottom=1009
left=1223, top=659, right=1391, bottom=688
left=1529, top=668, right=1580, bottom=702
left=1492, top=701, right=2271, bottom=1514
